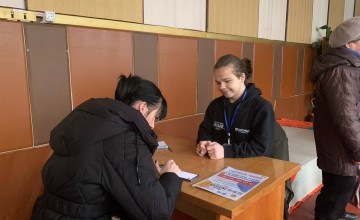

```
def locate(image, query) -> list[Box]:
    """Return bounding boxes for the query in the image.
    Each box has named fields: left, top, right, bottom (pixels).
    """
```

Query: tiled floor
left=289, top=190, right=360, bottom=220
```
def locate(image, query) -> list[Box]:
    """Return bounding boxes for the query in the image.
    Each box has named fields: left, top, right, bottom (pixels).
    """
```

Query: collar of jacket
left=50, top=98, right=158, bottom=156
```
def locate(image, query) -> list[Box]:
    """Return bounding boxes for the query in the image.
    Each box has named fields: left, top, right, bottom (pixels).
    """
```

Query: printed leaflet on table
left=193, top=166, right=268, bottom=201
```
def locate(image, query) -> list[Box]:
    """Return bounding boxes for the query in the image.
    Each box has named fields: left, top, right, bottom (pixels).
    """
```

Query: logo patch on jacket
left=213, top=121, right=224, bottom=130
left=235, top=128, right=250, bottom=134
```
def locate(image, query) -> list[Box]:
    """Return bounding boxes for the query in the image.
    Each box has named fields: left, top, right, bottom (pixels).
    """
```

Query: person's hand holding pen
left=196, top=141, right=210, bottom=156
left=155, top=159, right=181, bottom=176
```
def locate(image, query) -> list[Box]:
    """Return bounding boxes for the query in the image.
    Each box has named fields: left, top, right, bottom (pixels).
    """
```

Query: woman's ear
left=240, top=72, right=246, bottom=82
left=138, top=101, right=148, bottom=115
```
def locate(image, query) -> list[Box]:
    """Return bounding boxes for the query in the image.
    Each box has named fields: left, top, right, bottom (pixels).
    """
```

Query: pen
left=167, top=146, right=173, bottom=152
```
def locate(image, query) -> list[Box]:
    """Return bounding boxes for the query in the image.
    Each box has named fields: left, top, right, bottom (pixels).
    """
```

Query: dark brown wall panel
left=197, top=39, right=215, bottom=113
left=272, top=45, right=283, bottom=99
left=242, top=42, right=254, bottom=83
left=253, top=43, right=274, bottom=100
left=242, top=42, right=254, bottom=61
left=134, top=33, right=158, bottom=84
left=0, top=146, right=52, bottom=220
left=214, top=40, right=242, bottom=98
left=68, top=27, right=133, bottom=107
left=281, top=46, right=298, bottom=98
left=158, top=36, right=197, bottom=119
left=303, top=47, right=315, bottom=94
left=0, top=21, right=32, bottom=151
left=24, top=23, right=72, bottom=145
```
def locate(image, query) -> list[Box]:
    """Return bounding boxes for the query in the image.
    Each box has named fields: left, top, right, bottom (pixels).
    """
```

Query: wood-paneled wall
left=0, top=19, right=315, bottom=153
left=207, top=0, right=259, bottom=38
left=27, top=0, right=143, bottom=23
left=328, top=0, right=346, bottom=29
left=1, top=1, right=359, bottom=219
left=355, top=0, right=360, bottom=15
left=3, top=0, right=359, bottom=44
left=286, top=0, right=313, bottom=43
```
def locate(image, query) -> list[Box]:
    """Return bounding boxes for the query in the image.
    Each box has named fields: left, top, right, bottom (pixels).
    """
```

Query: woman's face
left=134, top=101, right=160, bottom=129
left=143, top=108, right=160, bottom=129
left=347, top=39, right=360, bottom=52
left=214, top=65, right=246, bottom=103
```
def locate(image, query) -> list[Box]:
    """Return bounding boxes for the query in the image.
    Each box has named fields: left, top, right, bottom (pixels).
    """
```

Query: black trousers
left=315, top=171, right=356, bottom=220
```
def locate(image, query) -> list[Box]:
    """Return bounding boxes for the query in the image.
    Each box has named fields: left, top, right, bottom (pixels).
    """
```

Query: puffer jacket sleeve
left=197, top=101, right=216, bottom=143
left=102, top=132, right=182, bottom=220
left=321, top=66, right=360, bottom=162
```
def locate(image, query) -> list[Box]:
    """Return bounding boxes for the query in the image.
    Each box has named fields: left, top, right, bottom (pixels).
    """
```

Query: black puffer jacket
left=32, top=98, right=182, bottom=220
left=197, top=84, right=274, bottom=157
left=311, top=48, right=360, bottom=176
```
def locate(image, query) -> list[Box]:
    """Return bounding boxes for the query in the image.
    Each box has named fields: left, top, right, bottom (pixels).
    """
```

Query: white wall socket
left=44, top=11, right=56, bottom=22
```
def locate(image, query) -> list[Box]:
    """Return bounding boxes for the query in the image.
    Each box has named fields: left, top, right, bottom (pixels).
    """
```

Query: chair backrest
left=272, top=122, right=289, bottom=161
left=271, top=122, right=293, bottom=220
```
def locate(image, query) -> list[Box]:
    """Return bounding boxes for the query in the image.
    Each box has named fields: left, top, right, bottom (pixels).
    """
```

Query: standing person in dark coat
left=196, top=54, right=275, bottom=159
left=31, top=74, right=182, bottom=220
left=311, top=17, right=360, bottom=220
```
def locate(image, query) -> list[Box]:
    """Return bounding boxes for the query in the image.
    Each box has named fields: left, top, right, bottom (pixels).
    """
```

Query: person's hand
left=206, top=142, right=224, bottom=159
left=156, top=159, right=181, bottom=176
left=196, top=141, right=210, bottom=156
left=155, top=160, right=162, bottom=175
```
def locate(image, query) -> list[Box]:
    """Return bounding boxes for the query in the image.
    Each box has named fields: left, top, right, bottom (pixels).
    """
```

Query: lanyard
left=223, top=89, right=247, bottom=145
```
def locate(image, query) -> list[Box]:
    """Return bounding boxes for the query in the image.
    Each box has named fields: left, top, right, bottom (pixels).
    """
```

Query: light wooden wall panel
left=158, top=36, right=197, bottom=119
left=355, top=0, right=360, bottom=15
left=286, top=0, right=313, bottom=43
left=344, top=0, right=355, bottom=20
left=208, top=0, right=259, bottom=37
left=0, top=0, right=25, bottom=8
left=311, top=0, right=329, bottom=43
left=272, top=46, right=282, bottom=99
left=281, top=46, right=298, bottom=98
left=27, top=0, right=143, bottom=23
left=144, top=0, right=206, bottom=31
left=295, top=48, right=305, bottom=95
left=275, top=95, right=311, bottom=120
left=0, top=21, right=32, bottom=151
left=258, top=0, right=287, bottom=41
left=328, top=0, right=346, bottom=29
left=253, top=43, right=274, bottom=100
left=0, top=146, right=52, bottom=220
left=67, top=27, right=133, bottom=107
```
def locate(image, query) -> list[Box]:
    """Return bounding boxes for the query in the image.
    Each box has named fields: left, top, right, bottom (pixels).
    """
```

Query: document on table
left=179, top=171, right=199, bottom=182
left=157, top=141, right=172, bottom=151
left=193, top=166, right=268, bottom=201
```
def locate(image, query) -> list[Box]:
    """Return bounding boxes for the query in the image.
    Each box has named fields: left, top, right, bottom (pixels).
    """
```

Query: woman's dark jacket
left=31, top=98, right=182, bottom=220
left=311, top=48, right=360, bottom=176
left=197, top=84, right=275, bottom=158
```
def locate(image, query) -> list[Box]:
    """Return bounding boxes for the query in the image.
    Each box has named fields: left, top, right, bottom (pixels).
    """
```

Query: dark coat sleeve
left=224, top=101, right=275, bottom=158
left=102, top=132, right=182, bottom=220
left=321, top=66, right=360, bottom=161
left=197, top=101, right=216, bottom=143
